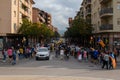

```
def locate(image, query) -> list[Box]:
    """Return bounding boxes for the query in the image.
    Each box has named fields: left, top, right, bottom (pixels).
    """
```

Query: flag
left=97, top=38, right=105, bottom=47
left=90, top=36, right=93, bottom=44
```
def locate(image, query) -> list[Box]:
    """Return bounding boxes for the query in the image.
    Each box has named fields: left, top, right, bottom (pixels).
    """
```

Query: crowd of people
left=1, top=45, right=38, bottom=65
left=53, top=42, right=119, bottom=70
left=1, top=41, right=120, bottom=70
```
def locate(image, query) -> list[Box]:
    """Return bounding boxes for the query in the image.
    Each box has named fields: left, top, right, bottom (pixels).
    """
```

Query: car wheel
left=46, top=57, right=49, bottom=60
left=36, top=57, right=38, bottom=60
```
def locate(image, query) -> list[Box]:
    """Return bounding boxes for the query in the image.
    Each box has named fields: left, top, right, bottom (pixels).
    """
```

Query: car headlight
left=46, top=53, right=49, bottom=56
left=36, top=54, right=39, bottom=56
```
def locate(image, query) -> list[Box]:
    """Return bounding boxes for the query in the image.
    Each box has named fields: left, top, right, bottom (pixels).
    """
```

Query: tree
left=65, top=17, right=93, bottom=46
left=18, top=19, right=55, bottom=44
left=18, top=19, right=32, bottom=36
left=54, top=31, right=60, bottom=38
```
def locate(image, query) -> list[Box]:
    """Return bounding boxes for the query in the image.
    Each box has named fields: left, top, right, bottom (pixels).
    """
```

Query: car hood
left=36, top=52, right=49, bottom=55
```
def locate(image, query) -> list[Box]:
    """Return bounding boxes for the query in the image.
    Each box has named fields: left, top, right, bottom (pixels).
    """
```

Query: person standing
left=7, top=47, right=13, bottom=63
left=2, top=48, right=7, bottom=62
left=19, top=47, right=24, bottom=59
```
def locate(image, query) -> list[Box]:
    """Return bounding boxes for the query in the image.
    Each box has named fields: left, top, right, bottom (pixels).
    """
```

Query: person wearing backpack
left=102, top=51, right=109, bottom=69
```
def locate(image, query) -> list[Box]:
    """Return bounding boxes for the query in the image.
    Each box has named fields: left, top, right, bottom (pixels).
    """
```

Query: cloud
left=33, top=0, right=82, bottom=32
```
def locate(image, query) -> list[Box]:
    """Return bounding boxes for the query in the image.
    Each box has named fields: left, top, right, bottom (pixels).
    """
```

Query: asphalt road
left=0, top=53, right=120, bottom=80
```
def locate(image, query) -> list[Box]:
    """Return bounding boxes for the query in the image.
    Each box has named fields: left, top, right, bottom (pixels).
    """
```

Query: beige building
left=80, top=0, right=91, bottom=23
left=78, top=0, right=120, bottom=49
left=0, top=0, right=35, bottom=36
left=91, top=0, right=120, bottom=49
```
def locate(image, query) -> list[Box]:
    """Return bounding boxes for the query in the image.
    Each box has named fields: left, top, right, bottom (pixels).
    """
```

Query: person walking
left=102, top=51, right=109, bottom=69
left=12, top=48, right=17, bottom=65
left=83, top=49, right=87, bottom=61
left=113, top=48, right=117, bottom=63
left=109, top=51, right=116, bottom=69
left=60, top=48, right=64, bottom=60
left=77, top=50, right=82, bottom=61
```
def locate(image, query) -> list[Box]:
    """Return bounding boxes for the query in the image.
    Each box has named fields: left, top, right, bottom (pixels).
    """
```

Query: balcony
left=86, top=9, right=91, bottom=16
left=100, top=0, right=111, bottom=4
left=86, top=19, right=91, bottom=24
left=99, top=24, right=113, bottom=31
left=99, top=8, right=113, bottom=18
left=85, top=0, right=91, bottom=7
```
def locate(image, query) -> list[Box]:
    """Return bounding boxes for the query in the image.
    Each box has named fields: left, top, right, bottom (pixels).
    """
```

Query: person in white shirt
left=60, top=48, right=64, bottom=60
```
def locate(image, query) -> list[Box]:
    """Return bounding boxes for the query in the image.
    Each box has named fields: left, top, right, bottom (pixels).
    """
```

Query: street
left=0, top=52, right=120, bottom=80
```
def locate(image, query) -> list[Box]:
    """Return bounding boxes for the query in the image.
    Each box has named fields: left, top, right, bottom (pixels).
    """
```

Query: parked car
left=35, top=47, right=50, bottom=60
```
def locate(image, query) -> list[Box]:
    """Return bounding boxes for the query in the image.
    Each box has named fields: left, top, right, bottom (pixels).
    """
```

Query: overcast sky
left=33, top=0, right=82, bottom=33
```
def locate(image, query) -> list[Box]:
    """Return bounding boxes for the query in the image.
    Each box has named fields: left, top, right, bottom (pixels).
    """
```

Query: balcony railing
left=86, top=0, right=91, bottom=4
left=100, top=0, right=111, bottom=4
left=86, top=9, right=91, bottom=16
left=85, top=0, right=91, bottom=7
left=99, top=24, right=113, bottom=30
left=99, top=8, right=113, bottom=17
left=86, top=9, right=91, bottom=13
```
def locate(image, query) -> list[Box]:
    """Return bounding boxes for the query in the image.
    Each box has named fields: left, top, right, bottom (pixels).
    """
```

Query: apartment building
left=80, top=0, right=91, bottom=23
left=77, top=0, right=120, bottom=49
left=0, top=0, right=34, bottom=35
left=32, top=7, right=54, bottom=31
left=79, top=7, right=84, bottom=19
left=92, top=0, right=120, bottom=49
left=0, top=0, right=34, bottom=50
left=32, top=7, right=46, bottom=24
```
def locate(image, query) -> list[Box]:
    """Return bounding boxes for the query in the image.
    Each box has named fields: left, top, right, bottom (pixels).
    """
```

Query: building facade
left=0, top=0, right=34, bottom=50
left=80, top=0, right=91, bottom=23
left=92, top=0, right=120, bottom=49
left=32, top=7, right=46, bottom=24
left=0, top=0, right=34, bottom=35
left=78, top=0, right=120, bottom=49
left=32, top=7, right=55, bottom=31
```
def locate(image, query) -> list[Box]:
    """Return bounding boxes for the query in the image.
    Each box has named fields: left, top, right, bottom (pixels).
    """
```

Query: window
left=19, top=0, right=22, bottom=8
left=117, top=18, right=120, bottom=25
left=14, top=11, right=16, bottom=17
left=117, top=3, right=120, bottom=9
left=14, top=0, right=16, bottom=5
left=14, top=23, right=17, bottom=31
left=19, top=12, right=22, bottom=18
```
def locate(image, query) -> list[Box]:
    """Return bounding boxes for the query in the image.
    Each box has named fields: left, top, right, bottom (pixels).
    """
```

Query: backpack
left=103, top=54, right=109, bottom=61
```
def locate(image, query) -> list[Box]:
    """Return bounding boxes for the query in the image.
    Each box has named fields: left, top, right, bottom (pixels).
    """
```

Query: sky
left=33, top=0, right=82, bottom=34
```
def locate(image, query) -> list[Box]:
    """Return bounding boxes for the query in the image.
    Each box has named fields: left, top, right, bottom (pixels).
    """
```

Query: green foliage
left=54, top=31, right=60, bottom=38
left=65, top=17, right=93, bottom=38
left=18, top=19, right=32, bottom=36
left=17, top=19, right=55, bottom=39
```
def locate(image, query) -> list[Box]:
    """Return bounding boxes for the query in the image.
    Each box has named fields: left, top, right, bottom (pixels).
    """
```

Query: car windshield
left=38, top=48, right=48, bottom=52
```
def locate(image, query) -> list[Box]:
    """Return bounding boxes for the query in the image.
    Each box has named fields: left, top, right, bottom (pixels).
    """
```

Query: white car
left=35, top=47, right=50, bottom=60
